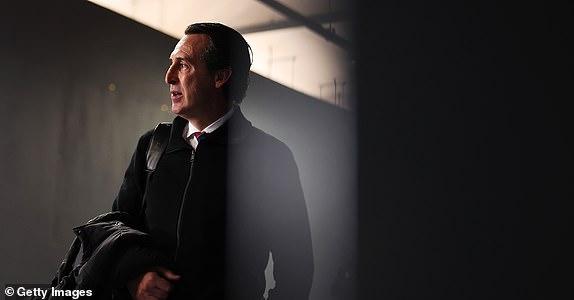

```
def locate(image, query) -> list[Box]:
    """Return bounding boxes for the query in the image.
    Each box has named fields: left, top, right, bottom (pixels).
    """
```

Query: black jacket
left=49, top=211, right=170, bottom=300
left=113, top=107, right=314, bottom=299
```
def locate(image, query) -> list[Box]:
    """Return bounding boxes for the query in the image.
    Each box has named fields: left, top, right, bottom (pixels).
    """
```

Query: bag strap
left=139, top=122, right=172, bottom=219
left=145, top=122, right=172, bottom=172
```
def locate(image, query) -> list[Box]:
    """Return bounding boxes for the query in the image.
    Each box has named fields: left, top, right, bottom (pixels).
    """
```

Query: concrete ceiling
left=89, top=0, right=355, bottom=108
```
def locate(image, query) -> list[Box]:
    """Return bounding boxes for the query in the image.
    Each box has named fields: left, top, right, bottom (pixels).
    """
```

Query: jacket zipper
left=175, top=149, right=195, bottom=262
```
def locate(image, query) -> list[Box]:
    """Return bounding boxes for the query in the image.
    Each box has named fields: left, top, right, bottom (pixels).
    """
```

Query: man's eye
left=179, top=63, right=188, bottom=69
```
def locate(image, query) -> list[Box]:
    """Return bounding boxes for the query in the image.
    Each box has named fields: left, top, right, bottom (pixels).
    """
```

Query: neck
left=186, top=102, right=231, bottom=131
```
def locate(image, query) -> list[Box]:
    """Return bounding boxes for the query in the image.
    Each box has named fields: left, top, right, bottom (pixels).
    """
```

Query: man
left=112, top=23, right=314, bottom=300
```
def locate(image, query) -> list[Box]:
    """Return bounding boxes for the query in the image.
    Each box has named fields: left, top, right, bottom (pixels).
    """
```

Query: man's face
left=165, top=34, right=216, bottom=120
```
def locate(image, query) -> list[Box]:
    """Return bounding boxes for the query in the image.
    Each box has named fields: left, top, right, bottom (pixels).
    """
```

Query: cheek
left=183, top=83, right=197, bottom=99
left=181, top=76, right=195, bottom=93
left=184, top=78, right=203, bottom=97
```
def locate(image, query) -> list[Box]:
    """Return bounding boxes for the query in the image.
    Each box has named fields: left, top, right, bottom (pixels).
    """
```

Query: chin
left=171, top=103, right=182, bottom=115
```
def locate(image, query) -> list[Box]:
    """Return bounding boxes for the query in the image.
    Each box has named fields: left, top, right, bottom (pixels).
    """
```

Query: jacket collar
left=165, top=105, right=252, bottom=153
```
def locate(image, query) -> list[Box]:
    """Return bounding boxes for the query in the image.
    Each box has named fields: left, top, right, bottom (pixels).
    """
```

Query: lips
left=170, top=90, right=183, bottom=101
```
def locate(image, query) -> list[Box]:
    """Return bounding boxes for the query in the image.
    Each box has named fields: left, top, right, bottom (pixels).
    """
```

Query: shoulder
left=245, top=126, right=297, bottom=164
left=135, top=128, right=155, bottom=152
left=249, top=126, right=288, bottom=148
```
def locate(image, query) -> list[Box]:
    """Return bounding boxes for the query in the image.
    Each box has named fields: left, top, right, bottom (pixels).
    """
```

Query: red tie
left=193, top=131, right=206, bottom=142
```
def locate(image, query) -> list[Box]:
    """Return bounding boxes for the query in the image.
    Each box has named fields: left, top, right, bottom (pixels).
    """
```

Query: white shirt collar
left=183, top=106, right=235, bottom=148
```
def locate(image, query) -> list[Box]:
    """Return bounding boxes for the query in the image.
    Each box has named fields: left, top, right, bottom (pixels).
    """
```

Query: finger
left=138, top=273, right=171, bottom=299
left=154, top=275, right=173, bottom=293
left=155, top=266, right=181, bottom=281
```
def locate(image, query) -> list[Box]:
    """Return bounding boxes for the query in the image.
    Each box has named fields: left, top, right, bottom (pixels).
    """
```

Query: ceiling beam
left=255, top=0, right=350, bottom=49
left=237, top=11, right=348, bottom=35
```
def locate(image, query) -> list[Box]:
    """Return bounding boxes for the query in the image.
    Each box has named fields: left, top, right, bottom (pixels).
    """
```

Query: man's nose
left=165, top=65, right=177, bottom=84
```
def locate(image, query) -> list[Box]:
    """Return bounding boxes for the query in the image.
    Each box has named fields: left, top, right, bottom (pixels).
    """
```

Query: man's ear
left=214, top=68, right=232, bottom=89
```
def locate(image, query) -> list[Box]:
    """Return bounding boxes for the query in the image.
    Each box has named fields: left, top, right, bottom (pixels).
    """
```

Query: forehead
left=169, top=34, right=211, bottom=61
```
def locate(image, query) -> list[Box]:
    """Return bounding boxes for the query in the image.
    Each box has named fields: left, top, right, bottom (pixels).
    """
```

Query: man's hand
left=127, top=266, right=181, bottom=300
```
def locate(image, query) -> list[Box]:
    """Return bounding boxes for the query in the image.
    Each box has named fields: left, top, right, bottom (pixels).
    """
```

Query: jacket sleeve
left=112, top=130, right=153, bottom=218
left=266, top=143, right=314, bottom=300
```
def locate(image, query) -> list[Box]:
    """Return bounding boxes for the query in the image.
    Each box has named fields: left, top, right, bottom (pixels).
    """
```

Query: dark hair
left=185, top=23, right=252, bottom=104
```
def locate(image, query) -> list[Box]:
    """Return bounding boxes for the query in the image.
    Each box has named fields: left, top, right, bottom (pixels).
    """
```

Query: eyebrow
left=169, top=50, right=194, bottom=63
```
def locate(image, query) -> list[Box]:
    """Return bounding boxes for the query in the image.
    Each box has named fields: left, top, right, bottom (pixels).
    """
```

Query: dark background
left=355, top=1, right=574, bottom=299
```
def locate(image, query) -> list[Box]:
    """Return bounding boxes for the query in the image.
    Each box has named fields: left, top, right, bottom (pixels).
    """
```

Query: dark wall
left=0, top=1, right=356, bottom=299
left=0, top=0, right=175, bottom=284
left=356, top=1, right=573, bottom=299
